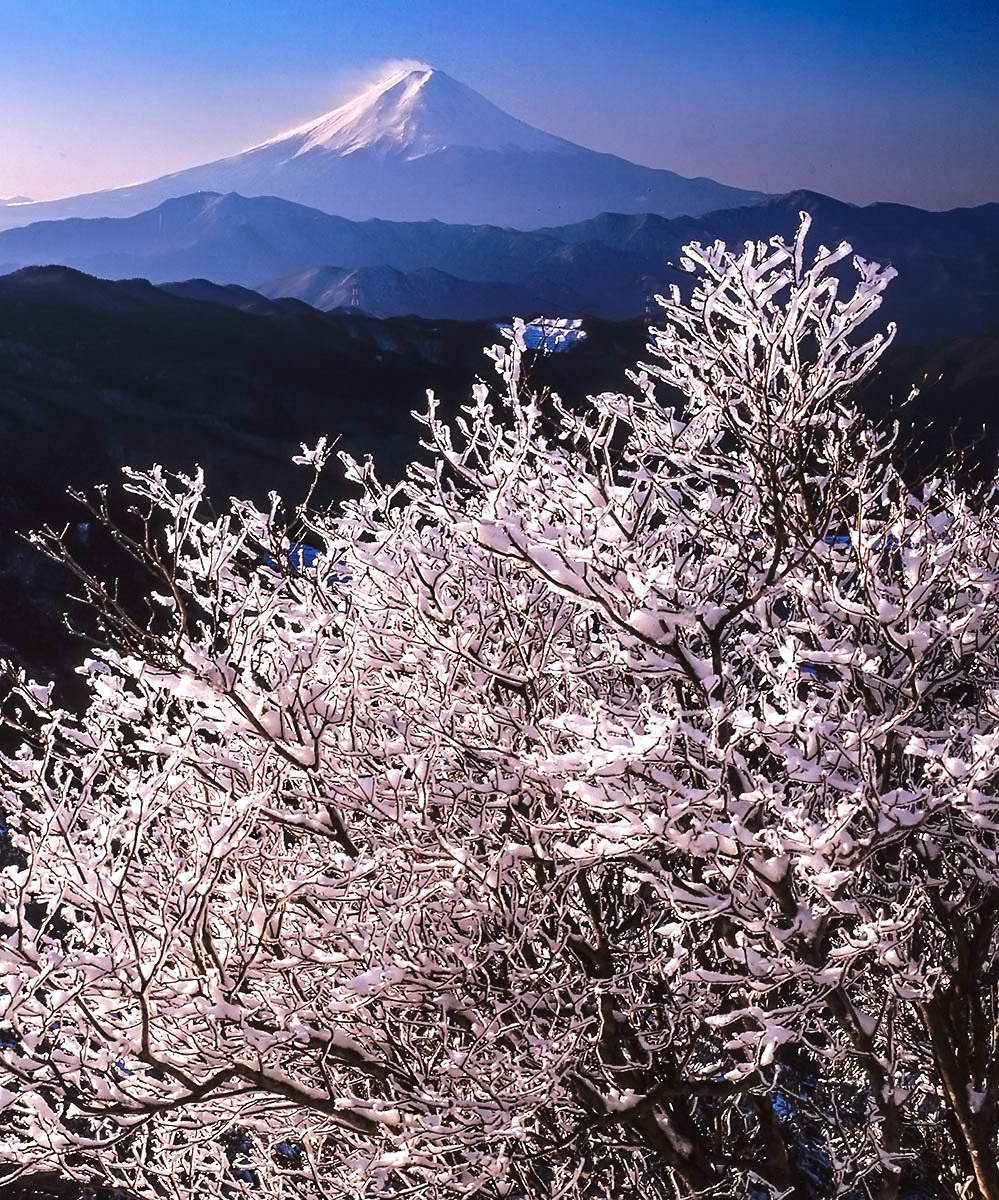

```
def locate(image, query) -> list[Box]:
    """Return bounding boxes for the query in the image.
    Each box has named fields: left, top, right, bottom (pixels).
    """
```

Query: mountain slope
left=0, top=190, right=641, bottom=308
left=0, top=66, right=765, bottom=230
left=0, top=267, right=629, bottom=682
left=255, top=263, right=589, bottom=320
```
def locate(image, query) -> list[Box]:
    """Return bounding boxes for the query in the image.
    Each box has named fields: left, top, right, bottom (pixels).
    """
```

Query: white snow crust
left=258, top=66, right=573, bottom=160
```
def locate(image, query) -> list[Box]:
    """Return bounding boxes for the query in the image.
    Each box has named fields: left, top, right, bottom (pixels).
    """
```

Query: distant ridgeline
left=0, top=189, right=996, bottom=342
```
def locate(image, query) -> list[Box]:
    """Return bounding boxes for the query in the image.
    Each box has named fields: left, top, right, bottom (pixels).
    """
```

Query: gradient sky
left=0, top=0, right=996, bottom=210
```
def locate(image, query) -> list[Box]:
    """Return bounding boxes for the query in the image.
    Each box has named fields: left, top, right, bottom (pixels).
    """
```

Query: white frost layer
left=258, top=66, right=573, bottom=160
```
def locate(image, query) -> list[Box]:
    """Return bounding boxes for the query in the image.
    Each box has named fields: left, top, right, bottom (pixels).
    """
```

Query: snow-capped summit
left=0, top=65, right=766, bottom=230
left=263, top=65, right=571, bottom=159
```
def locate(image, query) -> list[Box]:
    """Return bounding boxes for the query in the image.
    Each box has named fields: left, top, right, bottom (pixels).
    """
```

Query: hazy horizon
left=1, top=0, right=996, bottom=212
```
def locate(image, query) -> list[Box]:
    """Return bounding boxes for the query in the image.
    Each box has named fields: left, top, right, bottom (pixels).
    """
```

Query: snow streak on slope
left=260, top=65, right=572, bottom=159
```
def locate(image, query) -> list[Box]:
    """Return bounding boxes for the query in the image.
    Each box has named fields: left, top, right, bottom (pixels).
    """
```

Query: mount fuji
left=0, top=65, right=766, bottom=231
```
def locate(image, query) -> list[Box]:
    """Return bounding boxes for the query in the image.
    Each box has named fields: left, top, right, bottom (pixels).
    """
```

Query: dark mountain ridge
left=0, top=268, right=997, bottom=687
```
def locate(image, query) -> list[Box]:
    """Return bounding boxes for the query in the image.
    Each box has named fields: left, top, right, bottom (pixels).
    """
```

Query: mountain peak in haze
left=0, top=66, right=768, bottom=230
left=262, top=65, right=570, bottom=159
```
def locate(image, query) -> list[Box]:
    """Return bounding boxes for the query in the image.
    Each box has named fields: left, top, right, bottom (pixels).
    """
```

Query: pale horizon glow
left=1, top=1, right=996, bottom=212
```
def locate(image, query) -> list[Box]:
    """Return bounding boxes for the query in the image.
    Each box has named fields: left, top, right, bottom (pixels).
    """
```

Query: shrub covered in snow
left=2, top=215, right=997, bottom=1199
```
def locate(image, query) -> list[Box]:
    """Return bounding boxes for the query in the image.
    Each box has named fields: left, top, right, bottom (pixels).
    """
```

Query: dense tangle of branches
left=1, top=215, right=998, bottom=1200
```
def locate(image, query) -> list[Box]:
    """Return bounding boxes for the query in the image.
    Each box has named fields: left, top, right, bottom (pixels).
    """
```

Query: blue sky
left=0, top=0, right=995, bottom=209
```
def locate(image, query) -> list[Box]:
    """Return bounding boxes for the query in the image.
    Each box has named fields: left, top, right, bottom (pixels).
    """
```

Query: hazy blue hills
left=0, top=191, right=634, bottom=300
left=1, top=189, right=997, bottom=341
left=256, top=263, right=593, bottom=321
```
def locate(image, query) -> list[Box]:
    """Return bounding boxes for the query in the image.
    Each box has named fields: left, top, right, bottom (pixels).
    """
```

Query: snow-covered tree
left=2, top=213, right=998, bottom=1200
